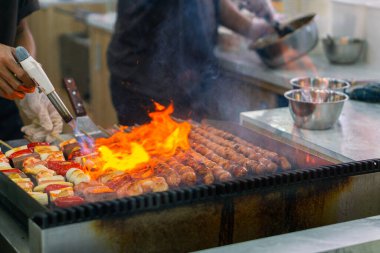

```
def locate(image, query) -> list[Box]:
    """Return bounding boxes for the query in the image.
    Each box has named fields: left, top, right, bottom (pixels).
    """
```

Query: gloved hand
left=242, top=0, right=276, bottom=23
left=18, top=90, right=63, bottom=143
left=0, top=43, right=35, bottom=100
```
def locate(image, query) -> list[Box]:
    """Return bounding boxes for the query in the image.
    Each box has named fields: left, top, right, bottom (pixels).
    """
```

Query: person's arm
left=15, top=19, right=36, bottom=58
left=219, top=0, right=274, bottom=41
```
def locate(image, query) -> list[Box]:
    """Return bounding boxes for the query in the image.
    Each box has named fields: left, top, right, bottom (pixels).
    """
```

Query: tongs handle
left=63, top=78, right=87, bottom=117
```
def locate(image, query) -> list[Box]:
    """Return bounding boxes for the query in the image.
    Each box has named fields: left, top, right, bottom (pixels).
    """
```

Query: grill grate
left=31, top=159, right=380, bottom=229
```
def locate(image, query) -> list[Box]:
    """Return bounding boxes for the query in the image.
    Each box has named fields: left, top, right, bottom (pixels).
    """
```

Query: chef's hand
left=248, top=17, right=276, bottom=42
left=243, top=0, right=276, bottom=23
left=18, top=91, right=63, bottom=143
left=0, top=43, right=35, bottom=100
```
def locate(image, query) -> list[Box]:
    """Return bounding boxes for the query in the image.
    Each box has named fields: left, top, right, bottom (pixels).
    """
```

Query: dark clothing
left=107, top=0, right=221, bottom=125
left=0, top=0, right=39, bottom=45
left=0, top=0, right=39, bottom=140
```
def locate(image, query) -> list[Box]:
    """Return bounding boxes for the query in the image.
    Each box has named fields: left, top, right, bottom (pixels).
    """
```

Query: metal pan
left=250, top=13, right=318, bottom=68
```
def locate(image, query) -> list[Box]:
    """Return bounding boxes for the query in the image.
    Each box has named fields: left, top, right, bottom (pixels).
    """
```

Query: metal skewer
left=23, top=135, right=34, bottom=143
left=0, top=140, right=13, bottom=150
left=96, top=125, right=112, bottom=137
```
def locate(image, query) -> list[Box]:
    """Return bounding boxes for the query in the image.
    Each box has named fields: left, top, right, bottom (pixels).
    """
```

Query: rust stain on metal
left=233, top=176, right=354, bottom=243
left=91, top=202, right=223, bottom=253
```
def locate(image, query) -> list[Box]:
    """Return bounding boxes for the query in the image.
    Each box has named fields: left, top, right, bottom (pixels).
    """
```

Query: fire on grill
left=0, top=102, right=291, bottom=208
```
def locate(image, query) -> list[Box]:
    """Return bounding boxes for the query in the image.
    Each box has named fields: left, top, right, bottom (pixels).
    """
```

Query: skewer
left=96, top=125, right=112, bottom=137
left=80, top=129, right=93, bottom=139
left=0, top=140, right=13, bottom=150
left=113, top=124, right=121, bottom=131
left=23, top=135, right=33, bottom=143
left=52, top=133, right=65, bottom=143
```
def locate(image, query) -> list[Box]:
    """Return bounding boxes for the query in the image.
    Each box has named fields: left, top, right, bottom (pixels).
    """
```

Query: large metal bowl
left=290, top=77, right=351, bottom=93
left=284, top=89, right=349, bottom=130
left=250, top=13, right=318, bottom=68
left=322, top=36, right=365, bottom=64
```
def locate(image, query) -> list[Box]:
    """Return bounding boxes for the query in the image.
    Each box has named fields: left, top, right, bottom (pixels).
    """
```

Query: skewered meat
left=104, top=173, right=133, bottom=190
left=45, top=184, right=71, bottom=194
left=116, top=181, right=144, bottom=197
left=167, top=157, right=196, bottom=186
left=197, top=124, right=291, bottom=170
left=65, top=168, right=91, bottom=185
left=53, top=196, right=85, bottom=208
left=29, top=192, right=48, bottom=205
left=191, top=130, right=279, bottom=174
left=190, top=141, right=248, bottom=177
left=49, top=187, right=74, bottom=202
left=37, top=175, right=65, bottom=185
left=34, top=181, right=73, bottom=192
left=137, top=176, right=169, bottom=193
left=5, top=145, right=28, bottom=158
left=174, top=151, right=214, bottom=185
left=83, top=185, right=117, bottom=202
left=153, top=159, right=181, bottom=187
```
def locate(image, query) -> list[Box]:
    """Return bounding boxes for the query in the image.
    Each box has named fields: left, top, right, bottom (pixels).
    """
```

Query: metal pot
left=250, top=13, right=318, bottom=68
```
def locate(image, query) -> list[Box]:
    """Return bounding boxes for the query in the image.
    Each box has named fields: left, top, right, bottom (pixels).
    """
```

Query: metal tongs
left=62, top=78, right=108, bottom=140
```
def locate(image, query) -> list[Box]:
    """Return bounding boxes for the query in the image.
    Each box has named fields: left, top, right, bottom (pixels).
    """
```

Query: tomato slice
left=8, top=149, right=32, bottom=160
left=54, top=196, right=84, bottom=208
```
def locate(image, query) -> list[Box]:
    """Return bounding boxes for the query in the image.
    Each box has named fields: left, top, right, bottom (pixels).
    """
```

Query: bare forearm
left=219, top=0, right=253, bottom=38
left=15, top=19, right=36, bottom=58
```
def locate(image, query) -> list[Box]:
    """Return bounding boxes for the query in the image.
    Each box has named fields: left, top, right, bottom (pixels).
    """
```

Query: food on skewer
left=65, top=168, right=91, bottom=185
left=2, top=120, right=293, bottom=208
left=34, top=181, right=73, bottom=192
left=8, top=148, right=40, bottom=169
left=48, top=187, right=74, bottom=202
left=153, top=159, right=181, bottom=187
left=53, top=196, right=85, bottom=208
left=167, top=157, right=197, bottom=186
left=29, top=192, right=48, bottom=205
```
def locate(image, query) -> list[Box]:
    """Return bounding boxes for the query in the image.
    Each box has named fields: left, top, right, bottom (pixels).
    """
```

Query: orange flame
left=91, top=102, right=191, bottom=176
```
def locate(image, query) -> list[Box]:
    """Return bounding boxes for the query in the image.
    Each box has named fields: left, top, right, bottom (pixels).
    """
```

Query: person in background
left=0, top=0, right=62, bottom=142
left=108, top=0, right=278, bottom=126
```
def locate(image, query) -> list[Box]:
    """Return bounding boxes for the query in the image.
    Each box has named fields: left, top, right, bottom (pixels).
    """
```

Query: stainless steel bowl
left=284, top=89, right=349, bottom=130
left=250, top=13, right=318, bottom=68
left=290, top=77, right=351, bottom=93
left=322, top=36, right=365, bottom=64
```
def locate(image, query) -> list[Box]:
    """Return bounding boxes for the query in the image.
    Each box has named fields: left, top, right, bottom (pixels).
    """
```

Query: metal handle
left=63, top=78, right=87, bottom=117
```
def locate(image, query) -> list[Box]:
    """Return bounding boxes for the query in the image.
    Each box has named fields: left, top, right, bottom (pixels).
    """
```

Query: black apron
left=0, top=0, right=39, bottom=140
left=107, top=0, right=220, bottom=125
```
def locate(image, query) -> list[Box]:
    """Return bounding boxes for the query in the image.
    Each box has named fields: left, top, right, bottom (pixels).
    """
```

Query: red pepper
left=54, top=196, right=85, bottom=208
left=8, top=149, right=32, bottom=160
left=44, top=184, right=70, bottom=193
left=1, top=169, right=23, bottom=174
left=27, top=142, right=50, bottom=150
left=47, top=161, right=82, bottom=176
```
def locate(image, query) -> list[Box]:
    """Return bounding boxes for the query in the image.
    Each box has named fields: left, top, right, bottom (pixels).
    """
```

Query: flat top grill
left=1, top=120, right=371, bottom=230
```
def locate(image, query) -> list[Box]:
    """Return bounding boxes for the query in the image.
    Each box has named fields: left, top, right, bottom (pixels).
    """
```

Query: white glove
left=18, top=90, right=63, bottom=143
left=242, top=0, right=276, bottom=23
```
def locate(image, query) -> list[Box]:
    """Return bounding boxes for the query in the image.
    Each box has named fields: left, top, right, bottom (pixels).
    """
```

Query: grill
left=1, top=121, right=379, bottom=253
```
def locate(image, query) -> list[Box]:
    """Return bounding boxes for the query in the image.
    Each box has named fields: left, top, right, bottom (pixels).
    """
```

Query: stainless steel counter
left=216, top=47, right=380, bottom=94
left=196, top=215, right=380, bottom=253
left=240, top=100, right=380, bottom=162
left=39, top=0, right=108, bottom=9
